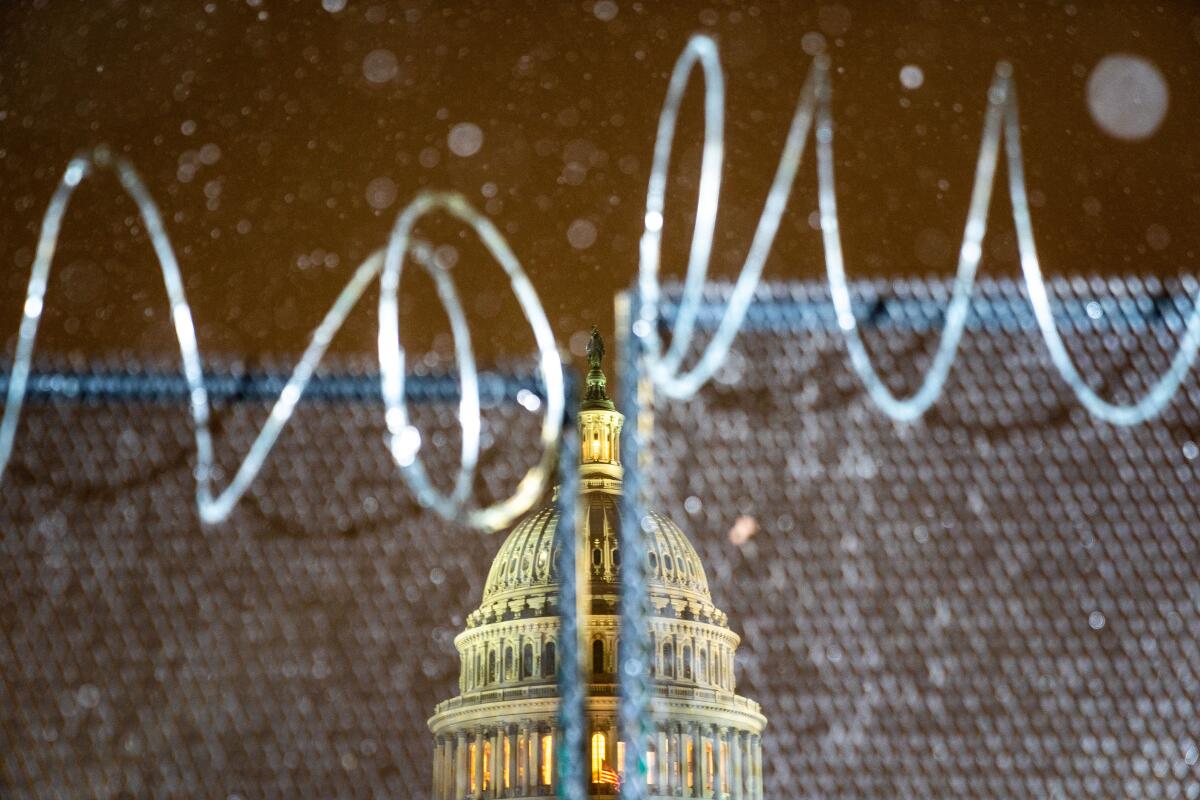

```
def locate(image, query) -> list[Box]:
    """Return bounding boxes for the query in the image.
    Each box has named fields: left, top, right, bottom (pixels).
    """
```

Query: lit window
left=646, top=749, right=656, bottom=785
left=617, top=740, right=626, bottom=774
left=504, top=736, right=511, bottom=788
left=518, top=738, right=525, bottom=785
left=541, top=734, right=553, bottom=785
left=591, top=732, right=606, bottom=783
left=686, top=739, right=694, bottom=788
left=483, top=741, right=492, bottom=790
left=469, top=743, right=477, bottom=792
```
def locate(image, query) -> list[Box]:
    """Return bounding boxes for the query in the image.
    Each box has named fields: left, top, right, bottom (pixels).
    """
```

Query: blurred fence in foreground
left=3, top=276, right=1199, bottom=799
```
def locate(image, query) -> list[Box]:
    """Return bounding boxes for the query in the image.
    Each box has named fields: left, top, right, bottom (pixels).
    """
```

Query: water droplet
left=801, top=32, right=826, bottom=56
left=418, top=147, right=440, bottom=169
left=592, top=0, right=618, bottom=21
left=567, top=219, right=597, bottom=250
left=365, top=176, right=397, bottom=211
left=433, top=244, right=458, bottom=270
left=362, top=49, right=399, bottom=84
left=198, top=143, right=221, bottom=165
left=900, top=64, right=925, bottom=90
left=1086, top=54, right=1169, bottom=141
left=447, top=123, right=483, bottom=157
left=1145, top=223, right=1170, bottom=251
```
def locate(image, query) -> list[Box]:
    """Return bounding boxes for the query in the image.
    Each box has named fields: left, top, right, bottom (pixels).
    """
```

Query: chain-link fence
left=0, top=364, right=586, bottom=799
left=3, top=276, right=1200, bottom=799
left=619, top=276, right=1200, bottom=799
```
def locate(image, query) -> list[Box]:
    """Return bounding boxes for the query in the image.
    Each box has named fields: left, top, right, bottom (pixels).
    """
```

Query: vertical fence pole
left=554, top=371, right=586, bottom=800
left=616, top=290, right=651, bottom=800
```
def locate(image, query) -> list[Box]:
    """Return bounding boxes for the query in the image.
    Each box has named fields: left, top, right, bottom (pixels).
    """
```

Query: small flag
left=599, top=761, right=621, bottom=789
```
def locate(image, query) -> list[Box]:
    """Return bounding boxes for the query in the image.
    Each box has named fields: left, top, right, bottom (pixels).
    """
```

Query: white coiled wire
left=0, top=147, right=563, bottom=531
left=636, top=34, right=1200, bottom=425
left=3, top=34, right=1197, bottom=529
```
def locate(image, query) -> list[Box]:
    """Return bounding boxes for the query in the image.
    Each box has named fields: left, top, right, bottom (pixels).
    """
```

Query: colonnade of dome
left=428, top=329, right=766, bottom=798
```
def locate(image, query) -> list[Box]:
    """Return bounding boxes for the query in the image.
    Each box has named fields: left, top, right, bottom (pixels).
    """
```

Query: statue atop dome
left=583, top=325, right=614, bottom=410
left=586, top=325, right=605, bottom=372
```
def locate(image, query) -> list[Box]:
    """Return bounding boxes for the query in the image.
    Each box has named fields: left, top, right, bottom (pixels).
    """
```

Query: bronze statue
left=586, top=324, right=605, bottom=371
left=583, top=325, right=612, bottom=407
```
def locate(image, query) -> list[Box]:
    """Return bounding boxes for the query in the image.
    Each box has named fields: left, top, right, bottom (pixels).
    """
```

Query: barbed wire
left=617, top=33, right=1198, bottom=800
left=634, top=35, right=1200, bottom=425
left=2, top=32, right=1197, bottom=533
left=0, top=147, right=564, bottom=531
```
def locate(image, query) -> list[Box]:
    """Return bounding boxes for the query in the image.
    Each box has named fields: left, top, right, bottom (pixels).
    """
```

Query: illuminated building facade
left=428, top=329, right=766, bottom=798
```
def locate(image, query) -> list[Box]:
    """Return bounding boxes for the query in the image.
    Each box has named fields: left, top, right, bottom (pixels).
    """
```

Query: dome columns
left=455, top=732, right=469, bottom=799
left=579, top=408, right=623, bottom=475
left=729, top=730, right=743, bottom=800
left=428, top=721, right=564, bottom=799
left=436, top=717, right=765, bottom=799
left=655, top=728, right=670, bottom=788
left=711, top=725, right=724, bottom=800
left=436, top=736, right=445, bottom=799
left=611, top=720, right=762, bottom=799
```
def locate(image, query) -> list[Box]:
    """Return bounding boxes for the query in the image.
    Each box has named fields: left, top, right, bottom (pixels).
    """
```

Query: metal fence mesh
left=633, top=277, right=1200, bottom=799
left=0, top=367, right=555, bottom=799
left=3, top=276, right=1200, bottom=799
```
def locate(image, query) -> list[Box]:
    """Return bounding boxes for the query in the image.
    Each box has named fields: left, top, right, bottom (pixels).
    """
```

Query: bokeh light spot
left=365, top=176, right=397, bottom=211
left=447, top=123, right=484, bottom=158
left=362, top=49, right=399, bottom=84
left=592, top=0, right=618, bottom=22
left=1086, top=53, right=1169, bottom=141
left=900, top=65, right=925, bottom=90
left=567, top=219, right=597, bottom=250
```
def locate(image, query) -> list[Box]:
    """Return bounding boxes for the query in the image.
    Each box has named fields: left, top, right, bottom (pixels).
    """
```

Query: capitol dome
left=473, top=494, right=723, bottom=631
left=428, top=328, right=765, bottom=799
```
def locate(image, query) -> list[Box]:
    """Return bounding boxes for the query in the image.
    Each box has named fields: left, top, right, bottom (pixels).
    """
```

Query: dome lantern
left=579, top=326, right=623, bottom=482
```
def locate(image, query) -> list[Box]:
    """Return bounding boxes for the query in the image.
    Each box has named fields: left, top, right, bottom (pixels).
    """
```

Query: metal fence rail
left=616, top=276, right=1200, bottom=800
